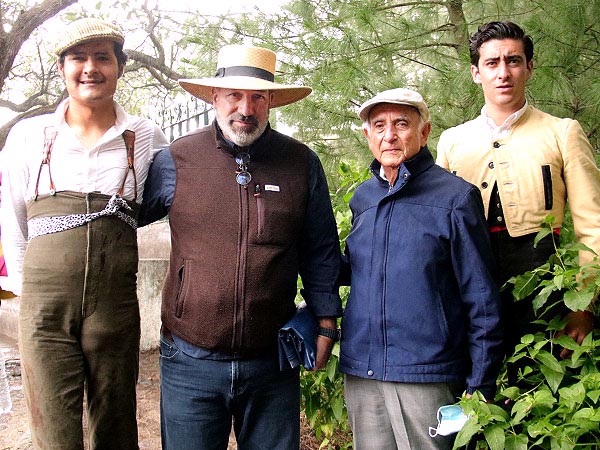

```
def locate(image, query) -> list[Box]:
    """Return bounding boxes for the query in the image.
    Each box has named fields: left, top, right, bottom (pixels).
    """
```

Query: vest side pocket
left=175, top=262, right=186, bottom=318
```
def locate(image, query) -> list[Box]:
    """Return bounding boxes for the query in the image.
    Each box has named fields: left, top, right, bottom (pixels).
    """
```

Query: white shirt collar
left=481, top=101, right=528, bottom=140
left=53, top=98, right=129, bottom=133
left=379, top=165, right=388, bottom=181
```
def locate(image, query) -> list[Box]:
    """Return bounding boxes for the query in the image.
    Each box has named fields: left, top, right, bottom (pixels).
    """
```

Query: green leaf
left=511, top=397, right=533, bottom=423
left=547, top=315, right=568, bottom=331
left=554, top=334, right=579, bottom=351
left=540, top=365, right=564, bottom=393
left=331, top=395, right=345, bottom=421
left=532, top=286, right=554, bottom=312
left=571, top=407, right=597, bottom=421
left=453, top=418, right=481, bottom=447
left=540, top=215, right=556, bottom=226
left=318, top=437, right=330, bottom=449
left=484, top=424, right=506, bottom=450
left=587, top=389, right=600, bottom=403
left=505, top=433, right=528, bottom=450
left=487, top=403, right=510, bottom=421
left=501, top=387, right=521, bottom=401
left=526, top=418, right=551, bottom=439
left=559, top=382, right=586, bottom=409
left=563, top=289, right=594, bottom=311
left=533, top=388, right=557, bottom=410
left=326, top=356, right=337, bottom=381
left=521, top=334, right=535, bottom=345
left=553, top=274, right=565, bottom=290
left=536, top=350, right=563, bottom=373
left=534, top=227, right=553, bottom=246
left=512, top=272, right=540, bottom=300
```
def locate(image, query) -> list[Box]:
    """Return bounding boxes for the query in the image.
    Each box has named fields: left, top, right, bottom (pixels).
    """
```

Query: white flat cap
left=358, top=88, right=430, bottom=122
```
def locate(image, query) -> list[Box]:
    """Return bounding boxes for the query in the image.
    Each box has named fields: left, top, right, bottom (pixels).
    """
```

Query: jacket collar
left=370, top=145, right=435, bottom=190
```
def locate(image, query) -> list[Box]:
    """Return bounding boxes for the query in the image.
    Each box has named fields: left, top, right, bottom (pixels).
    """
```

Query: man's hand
left=310, top=317, right=337, bottom=371
left=557, top=310, right=594, bottom=359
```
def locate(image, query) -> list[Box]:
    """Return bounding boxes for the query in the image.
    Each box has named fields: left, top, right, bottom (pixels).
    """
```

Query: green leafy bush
left=455, top=216, right=600, bottom=450
left=303, top=169, right=600, bottom=450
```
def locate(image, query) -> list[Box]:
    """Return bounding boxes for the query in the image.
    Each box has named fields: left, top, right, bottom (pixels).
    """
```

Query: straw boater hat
left=54, top=18, right=125, bottom=57
left=179, top=45, right=312, bottom=108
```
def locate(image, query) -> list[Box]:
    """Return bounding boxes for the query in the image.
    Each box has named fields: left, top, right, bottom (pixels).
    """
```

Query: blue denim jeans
left=159, top=334, right=300, bottom=450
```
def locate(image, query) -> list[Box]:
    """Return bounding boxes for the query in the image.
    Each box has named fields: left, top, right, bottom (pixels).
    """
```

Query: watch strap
left=317, top=327, right=340, bottom=342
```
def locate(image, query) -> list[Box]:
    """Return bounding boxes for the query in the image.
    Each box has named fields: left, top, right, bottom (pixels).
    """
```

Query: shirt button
left=488, top=162, right=494, bottom=169
left=481, top=182, right=488, bottom=189
left=403, top=173, right=409, bottom=180
left=497, top=216, right=503, bottom=222
left=367, top=370, right=374, bottom=376
left=493, top=142, right=500, bottom=148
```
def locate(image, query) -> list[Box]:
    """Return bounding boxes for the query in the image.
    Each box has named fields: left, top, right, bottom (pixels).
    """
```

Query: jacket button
left=496, top=216, right=503, bottom=223
left=367, top=370, right=374, bottom=376
left=488, top=162, right=494, bottom=169
left=493, top=142, right=500, bottom=148
left=481, top=182, right=488, bottom=189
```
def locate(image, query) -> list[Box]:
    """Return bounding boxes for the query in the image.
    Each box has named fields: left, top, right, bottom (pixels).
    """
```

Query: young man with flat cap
left=140, top=44, right=342, bottom=450
left=338, top=88, right=503, bottom=450
left=1, top=17, right=168, bottom=449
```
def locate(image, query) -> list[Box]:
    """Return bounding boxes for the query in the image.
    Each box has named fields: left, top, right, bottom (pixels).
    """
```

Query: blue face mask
left=428, top=405, right=469, bottom=437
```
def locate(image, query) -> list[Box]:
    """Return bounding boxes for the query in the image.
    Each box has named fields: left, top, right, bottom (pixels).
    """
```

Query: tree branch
left=0, top=0, right=77, bottom=92
left=0, top=96, right=65, bottom=148
left=126, top=49, right=181, bottom=82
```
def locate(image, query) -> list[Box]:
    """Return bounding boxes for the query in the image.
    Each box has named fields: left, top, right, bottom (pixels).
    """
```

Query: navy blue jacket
left=339, top=146, right=503, bottom=399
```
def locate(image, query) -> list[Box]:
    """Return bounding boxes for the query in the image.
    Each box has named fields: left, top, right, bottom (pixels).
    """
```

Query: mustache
left=229, top=114, right=259, bottom=126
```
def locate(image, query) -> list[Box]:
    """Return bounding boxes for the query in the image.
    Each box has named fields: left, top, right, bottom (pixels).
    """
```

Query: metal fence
left=158, top=97, right=213, bottom=142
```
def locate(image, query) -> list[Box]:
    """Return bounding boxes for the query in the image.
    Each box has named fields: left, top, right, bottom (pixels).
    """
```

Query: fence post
left=160, top=98, right=212, bottom=142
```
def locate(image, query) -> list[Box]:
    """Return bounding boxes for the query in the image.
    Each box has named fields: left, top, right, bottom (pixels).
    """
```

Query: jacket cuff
left=300, top=289, right=343, bottom=317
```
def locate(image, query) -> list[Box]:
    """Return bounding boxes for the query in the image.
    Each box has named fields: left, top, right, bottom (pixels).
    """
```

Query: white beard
left=216, top=111, right=269, bottom=147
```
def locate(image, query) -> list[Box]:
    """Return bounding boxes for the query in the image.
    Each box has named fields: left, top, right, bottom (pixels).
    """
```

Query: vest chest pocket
left=252, top=184, right=305, bottom=245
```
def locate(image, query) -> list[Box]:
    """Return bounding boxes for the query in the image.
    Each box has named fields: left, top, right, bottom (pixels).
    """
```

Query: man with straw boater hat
left=1, top=17, right=168, bottom=449
left=140, top=44, right=342, bottom=449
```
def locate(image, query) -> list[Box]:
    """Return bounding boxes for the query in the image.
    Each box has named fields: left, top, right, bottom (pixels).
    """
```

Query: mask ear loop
left=428, top=407, right=443, bottom=437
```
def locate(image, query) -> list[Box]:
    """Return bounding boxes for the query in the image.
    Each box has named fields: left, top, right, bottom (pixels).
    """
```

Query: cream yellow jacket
left=437, top=106, right=600, bottom=266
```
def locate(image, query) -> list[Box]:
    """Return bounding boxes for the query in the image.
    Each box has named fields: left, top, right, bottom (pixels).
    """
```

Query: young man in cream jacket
left=437, top=21, right=598, bottom=370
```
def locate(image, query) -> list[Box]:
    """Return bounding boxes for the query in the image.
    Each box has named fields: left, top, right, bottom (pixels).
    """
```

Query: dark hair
left=469, top=21, right=534, bottom=66
left=59, top=42, right=128, bottom=66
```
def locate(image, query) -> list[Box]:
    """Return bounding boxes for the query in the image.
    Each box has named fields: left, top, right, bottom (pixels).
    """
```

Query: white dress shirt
left=0, top=98, right=169, bottom=295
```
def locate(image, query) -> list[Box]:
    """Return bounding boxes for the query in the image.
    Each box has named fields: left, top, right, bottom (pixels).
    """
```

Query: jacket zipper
left=233, top=185, right=249, bottom=349
left=381, top=198, right=393, bottom=370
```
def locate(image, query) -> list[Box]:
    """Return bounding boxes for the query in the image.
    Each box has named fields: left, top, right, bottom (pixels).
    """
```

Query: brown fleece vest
left=161, top=125, right=311, bottom=356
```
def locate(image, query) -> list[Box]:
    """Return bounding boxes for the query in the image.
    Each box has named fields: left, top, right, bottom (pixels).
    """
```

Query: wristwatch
left=318, top=327, right=341, bottom=342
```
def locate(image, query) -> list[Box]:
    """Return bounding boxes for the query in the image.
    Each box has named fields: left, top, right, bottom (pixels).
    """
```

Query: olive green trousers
left=19, top=192, right=140, bottom=450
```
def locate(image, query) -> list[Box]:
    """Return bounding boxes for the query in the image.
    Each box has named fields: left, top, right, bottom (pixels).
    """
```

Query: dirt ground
left=0, top=347, right=165, bottom=450
left=0, top=346, right=238, bottom=450
left=0, top=342, right=322, bottom=450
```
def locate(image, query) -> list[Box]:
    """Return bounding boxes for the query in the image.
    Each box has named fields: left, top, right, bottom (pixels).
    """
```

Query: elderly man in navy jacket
left=339, top=88, right=503, bottom=450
